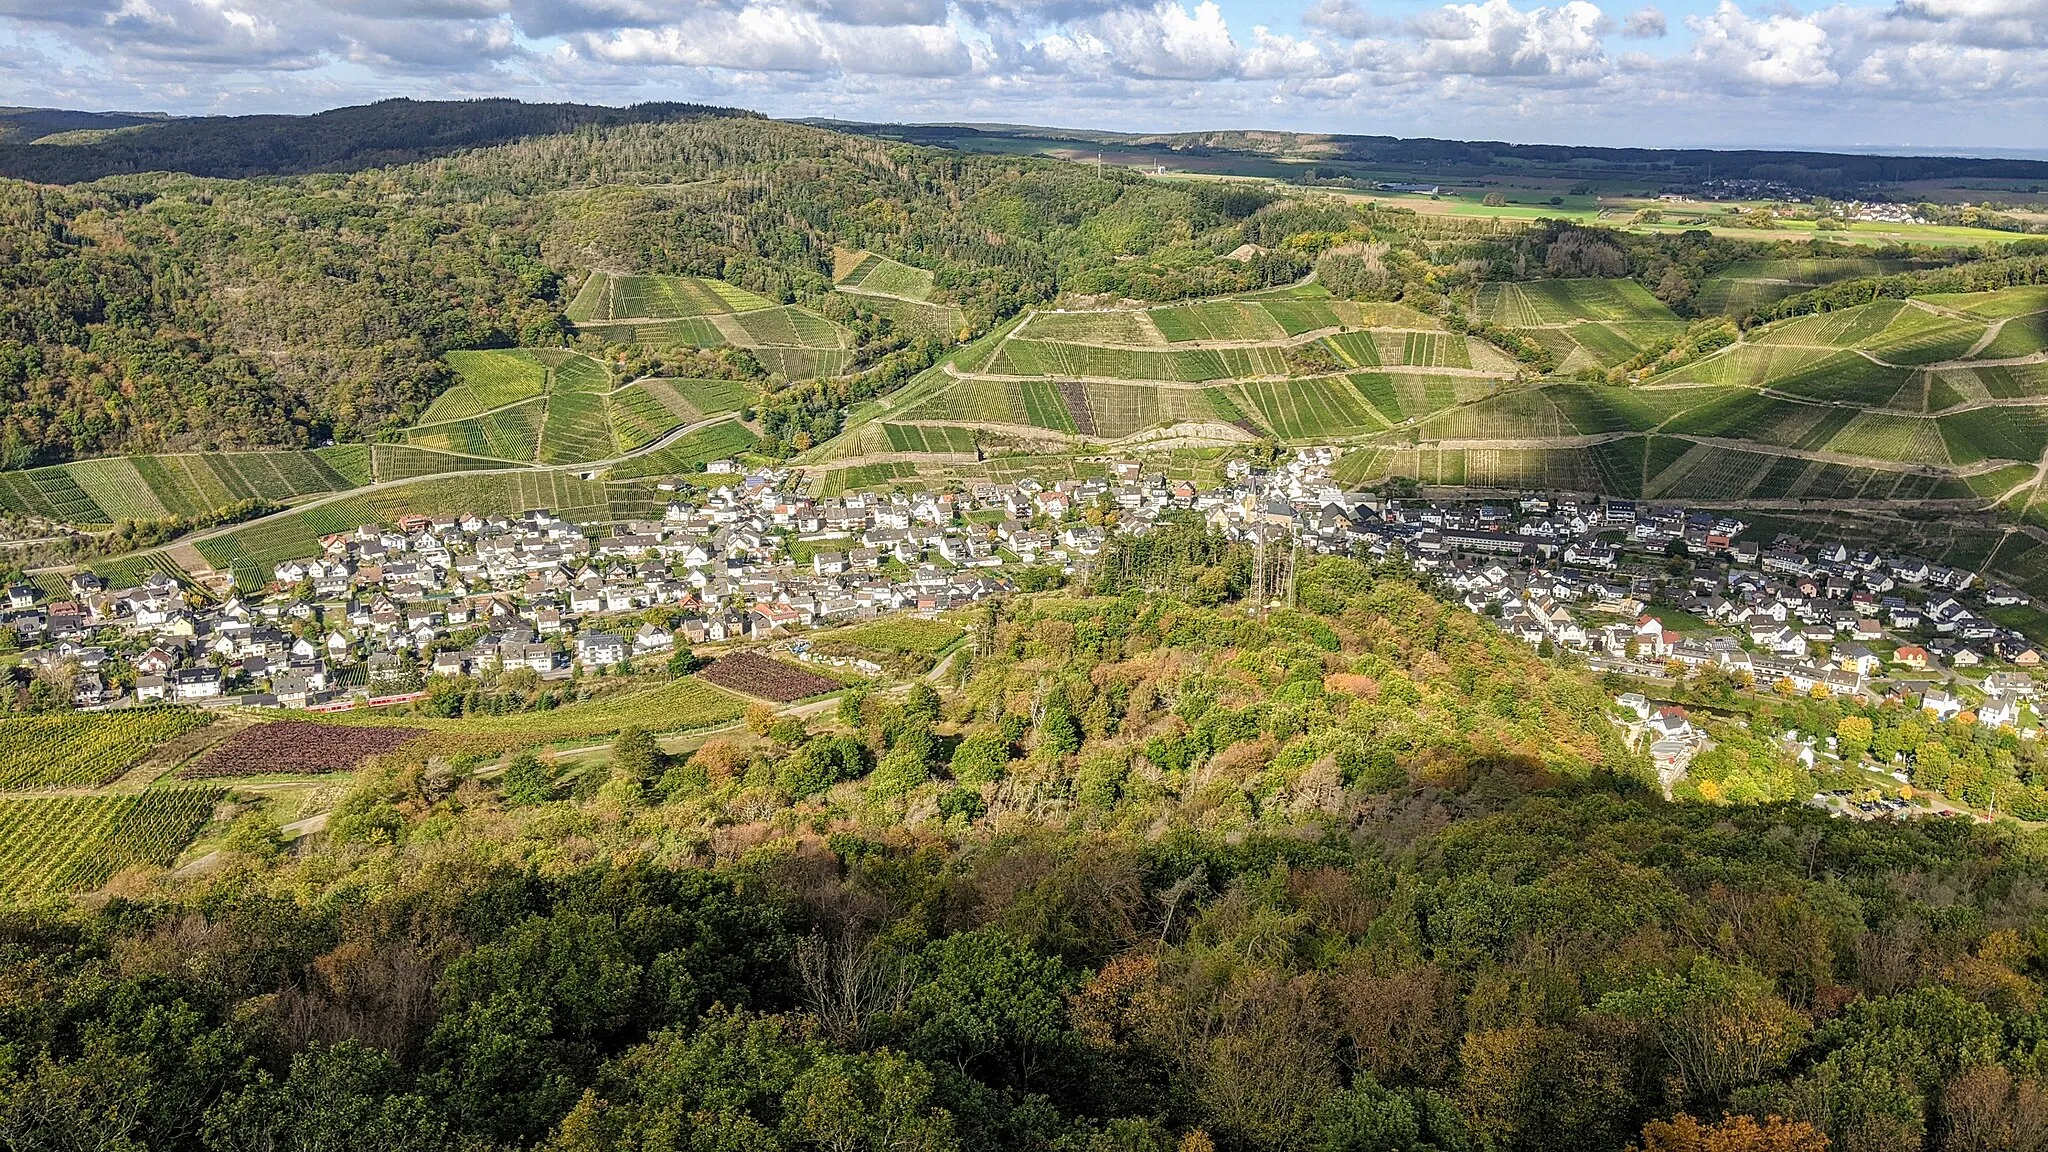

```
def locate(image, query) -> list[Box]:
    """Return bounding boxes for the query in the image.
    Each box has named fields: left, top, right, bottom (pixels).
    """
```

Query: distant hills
left=0, top=98, right=751, bottom=183
left=811, top=120, right=2048, bottom=196
left=1, top=99, right=2045, bottom=190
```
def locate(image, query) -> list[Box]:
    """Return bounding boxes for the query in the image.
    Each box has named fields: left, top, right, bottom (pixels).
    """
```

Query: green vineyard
left=0, top=788, right=223, bottom=902
left=0, top=709, right=214, bottom=791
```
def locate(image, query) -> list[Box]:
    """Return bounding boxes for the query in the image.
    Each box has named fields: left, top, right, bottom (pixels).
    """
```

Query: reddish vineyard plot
left=699, top=652, right=841, bottom=702
left=182, top=721, right=423, bottom=778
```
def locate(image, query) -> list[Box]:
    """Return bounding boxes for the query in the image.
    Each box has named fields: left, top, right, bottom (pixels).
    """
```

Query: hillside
left=0, top=553, right=2043, bottom=1152
left=0, top=112, right=1314, bottom=468
left=798, top=276, right=2048, bottom=512
left=0, top=98, right=744, bottom=182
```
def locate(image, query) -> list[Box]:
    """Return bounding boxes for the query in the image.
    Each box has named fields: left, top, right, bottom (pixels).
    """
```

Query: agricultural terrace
left=1472, top=278, right=1688, bottom=374
left=835, top=251, right=936, bottom=301
left=1335, top=283, right=2048, bottom=506
left=1692, top=257, right=1916, bottom=317
left=564, top=271, right=853, bottom=380
left=820, top=287, right=1518, bottom=459
left=410, top=349, right=722, bottom=466
left=182, top=722, right=423, bottom=779
left=814, top=618, right=966, bottom=657
left=333, top=675, right=748, bottom=768
left=0, top=449, right=365, bottom=527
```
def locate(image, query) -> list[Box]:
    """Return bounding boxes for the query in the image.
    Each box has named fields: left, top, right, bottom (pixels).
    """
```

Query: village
left=0, top=450, right=2040, bottom=785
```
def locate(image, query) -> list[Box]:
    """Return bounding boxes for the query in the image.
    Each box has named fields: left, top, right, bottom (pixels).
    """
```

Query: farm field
left=1474, top=279, right=1677, bottom=326
left=428, top=350, right=549, bottom=420
left=563, top=272, right=855, bottom=381
left=0, top=788, right=223, bottom=903
left=605, top=419, right=761, bottom=480
left=700, top=652, right=843, bottom=702
left=336, top=675, right=747, bottom=765
left=0, top=709, right=214, bottom=791
left=410, top=351, right=714, bottom=466
left=1694, top=258, right=1912, bottom=316
left=566, top=272, right=773, bottom=321
left=0, top=450, right=363, bottom=526
left=182, top=722, right=422, bottom=778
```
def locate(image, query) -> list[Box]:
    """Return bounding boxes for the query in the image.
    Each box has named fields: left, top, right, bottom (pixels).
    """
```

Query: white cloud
left=0, top=0, right=2044, bottom=148
left=1410, top=0, right=1610, bottom=78
left=1620, top=5, right=1664, bottom=37
left=580, top=2, right=971, bottom=73
left=1301, top=0, right=1383, bottom=37
left=1088, top=0, right=1241, bottom=78
left=1686, top=1, right=1838, bottom=86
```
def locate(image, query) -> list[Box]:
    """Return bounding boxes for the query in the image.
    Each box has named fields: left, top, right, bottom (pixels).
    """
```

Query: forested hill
left=0, top=116, right=1301, bottom=465
left=0, top=98, right=749, bottom=183
left=5, top=551, right=2046, bottom=1152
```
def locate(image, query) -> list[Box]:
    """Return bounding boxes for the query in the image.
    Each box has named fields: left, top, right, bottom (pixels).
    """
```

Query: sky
left=0, top=0, right=2042, bottom=151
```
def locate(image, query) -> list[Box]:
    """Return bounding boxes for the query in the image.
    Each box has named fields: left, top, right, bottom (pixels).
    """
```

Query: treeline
left=0, top=98, right=750, bottom=183
left=1766, top=250, right=2048, bottom=320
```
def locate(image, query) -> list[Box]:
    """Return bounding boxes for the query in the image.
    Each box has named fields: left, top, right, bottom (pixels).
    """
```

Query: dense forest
left=0, top=99, right=747, bottom=183
left=3, top=546, right=2044, bottom=1152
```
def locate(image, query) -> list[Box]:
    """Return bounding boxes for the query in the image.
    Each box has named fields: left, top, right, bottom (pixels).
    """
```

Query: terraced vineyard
left=835, top=252, right=935, bottom=301
left=0, top=788, right=223, bottom=903
left=565, top=271, right=852, bottom=380
left=1322, top=285, right=2048, bottom=505
left=0, top=449, right=364, bottom=526
left=407, top=350, right=725, bottom=466
left=812, top=289, right=1515, bottom=464
left=814, top=279, right=2042, bottom=508
left=1471, top=277, right=1688, bottom=373
left=1694, top=258, right=1914, bottom=316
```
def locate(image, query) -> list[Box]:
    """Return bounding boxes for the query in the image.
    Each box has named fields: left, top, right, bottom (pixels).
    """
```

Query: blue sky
left=0, top=0, right=2042, bottom=151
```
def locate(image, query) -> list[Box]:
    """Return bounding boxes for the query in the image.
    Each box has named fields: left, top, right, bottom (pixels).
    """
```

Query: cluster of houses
left=6, top=444, right=2044, bottom=733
